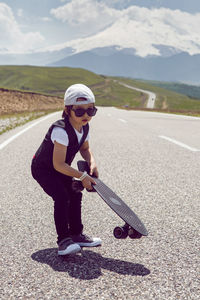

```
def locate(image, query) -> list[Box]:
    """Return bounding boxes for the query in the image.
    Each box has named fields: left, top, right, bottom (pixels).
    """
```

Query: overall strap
left=63, top=117, right=89, bottom=165
left=79, top=123, right=89, bottom=148
left=64, top=117, right=79, bottom=147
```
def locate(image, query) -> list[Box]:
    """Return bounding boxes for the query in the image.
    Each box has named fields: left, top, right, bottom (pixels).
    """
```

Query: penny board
left=77, top=160, right=148, bottom=236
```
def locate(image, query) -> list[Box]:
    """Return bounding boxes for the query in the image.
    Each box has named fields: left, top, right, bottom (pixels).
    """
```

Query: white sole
left=58, top=244, right=81, bottom=256
left=78, top=239, right=102, bottom=247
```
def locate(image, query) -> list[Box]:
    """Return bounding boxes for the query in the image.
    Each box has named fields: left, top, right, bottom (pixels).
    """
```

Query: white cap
left=64, top=84, right=95, bottom=106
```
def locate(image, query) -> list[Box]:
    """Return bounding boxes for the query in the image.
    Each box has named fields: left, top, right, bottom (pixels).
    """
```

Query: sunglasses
left=71, top=106, right=97, bottom=117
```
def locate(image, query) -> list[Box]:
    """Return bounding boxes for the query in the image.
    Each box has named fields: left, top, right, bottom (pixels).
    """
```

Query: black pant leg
left=68, top=186, right=84, bottom=235
left=31, top=162, right=72, bottom=244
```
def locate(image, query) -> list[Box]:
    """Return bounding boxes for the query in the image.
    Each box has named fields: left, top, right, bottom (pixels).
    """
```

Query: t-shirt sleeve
left=51, top=127, right=69, bottom=146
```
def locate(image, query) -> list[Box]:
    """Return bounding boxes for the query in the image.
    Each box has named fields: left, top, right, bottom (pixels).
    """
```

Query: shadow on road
left=31, top=248, right=150, bottom=280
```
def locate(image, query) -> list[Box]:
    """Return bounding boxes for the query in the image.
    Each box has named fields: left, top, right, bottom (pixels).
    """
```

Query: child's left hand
left=89, top=161, right=99, bottom=178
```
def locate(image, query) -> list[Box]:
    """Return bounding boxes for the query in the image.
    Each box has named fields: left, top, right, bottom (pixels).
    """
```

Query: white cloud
left=50, top=0, right=120, bottom=35
left=48, top=3, right=200, bottom=57
left=0, top=3, right=44, bottom=53
left=17, top=8, right=23, bottom=17
left=41, top=17, right=52, bottom=22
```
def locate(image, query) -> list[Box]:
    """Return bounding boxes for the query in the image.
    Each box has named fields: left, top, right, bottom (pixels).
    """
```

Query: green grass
left=141, top=80, right=200, bottom=99
left=90, top=79, right=145, bottom=108
left=0, top=65, right=102, bottom=96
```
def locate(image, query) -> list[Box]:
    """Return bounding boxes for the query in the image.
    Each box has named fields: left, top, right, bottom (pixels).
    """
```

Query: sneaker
left=71, top=233, right=102, bottom=247
left=58, top=237, right=81, bottom=255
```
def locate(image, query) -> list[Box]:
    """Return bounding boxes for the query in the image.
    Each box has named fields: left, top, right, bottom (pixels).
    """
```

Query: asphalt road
left=0, top=107, right=199, bottom=299
left=118, top=82, right=156, bottom=109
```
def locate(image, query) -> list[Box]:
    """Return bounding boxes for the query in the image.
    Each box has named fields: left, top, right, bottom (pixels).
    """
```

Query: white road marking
left=159, top=135, right=200, bottom=152
left=0, top=112, right=60, bottom=150
left=118, top=118, right=127, bottom=123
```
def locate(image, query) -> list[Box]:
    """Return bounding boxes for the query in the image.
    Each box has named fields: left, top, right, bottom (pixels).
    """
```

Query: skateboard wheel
left=113, top=226, right=128, bottom=239
left=128, top=228, right=142, bottom=239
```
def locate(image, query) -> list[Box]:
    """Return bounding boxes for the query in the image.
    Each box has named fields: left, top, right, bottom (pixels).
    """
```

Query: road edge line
left=0, top=112, right=60, bottom=150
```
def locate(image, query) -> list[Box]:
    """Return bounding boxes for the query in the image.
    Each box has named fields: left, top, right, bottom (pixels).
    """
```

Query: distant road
left=118, top=81, right=156, bottom=109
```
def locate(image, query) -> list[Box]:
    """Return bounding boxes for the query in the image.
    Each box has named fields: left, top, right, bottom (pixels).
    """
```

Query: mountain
left=1, top=45, right=200, bottom=84
left=49, top=48, right=200, bottom=84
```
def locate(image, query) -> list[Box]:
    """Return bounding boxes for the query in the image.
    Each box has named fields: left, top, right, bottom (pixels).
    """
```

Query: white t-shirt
left=51, top=126, right=89, bottom=146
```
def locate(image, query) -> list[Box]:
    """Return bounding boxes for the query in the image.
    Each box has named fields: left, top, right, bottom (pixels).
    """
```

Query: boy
left=31, top=84, right=102, bottom=255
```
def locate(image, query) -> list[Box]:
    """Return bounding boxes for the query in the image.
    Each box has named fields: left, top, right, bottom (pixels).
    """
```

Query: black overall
left=31, top=116, right=89, bottom=244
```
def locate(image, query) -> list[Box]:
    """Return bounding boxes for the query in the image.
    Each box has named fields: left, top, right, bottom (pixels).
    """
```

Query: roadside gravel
left=0, top=112, right=49, bottom=135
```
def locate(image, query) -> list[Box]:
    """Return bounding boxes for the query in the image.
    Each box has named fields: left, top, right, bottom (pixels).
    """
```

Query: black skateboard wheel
left=128, top=228, right=142, bottom=239
left=113, top=226, right=128, bottom=239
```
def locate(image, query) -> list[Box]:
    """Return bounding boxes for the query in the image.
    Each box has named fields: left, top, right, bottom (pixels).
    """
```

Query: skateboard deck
left=73, top=160, right=148, bottom=239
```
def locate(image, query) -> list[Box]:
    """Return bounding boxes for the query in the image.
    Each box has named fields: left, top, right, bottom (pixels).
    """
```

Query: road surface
left=0, top=108, right=199, bottom=299
left=118, top=81, right=156, bottom=109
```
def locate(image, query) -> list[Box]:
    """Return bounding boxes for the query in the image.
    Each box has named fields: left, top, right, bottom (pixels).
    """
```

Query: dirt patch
left=0, top=88, right=63, bottom=115
left=162, top=100, right=168, bottom=110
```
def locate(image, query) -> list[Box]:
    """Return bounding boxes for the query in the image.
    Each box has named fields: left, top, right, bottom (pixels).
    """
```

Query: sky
left=1, top=0, right=200, bottom=57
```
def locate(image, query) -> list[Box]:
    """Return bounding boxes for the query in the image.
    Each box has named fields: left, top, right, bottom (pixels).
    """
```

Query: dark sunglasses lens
left=87, top=107, right=97, bottom=116
left=74, top=108, right=85, bottom=117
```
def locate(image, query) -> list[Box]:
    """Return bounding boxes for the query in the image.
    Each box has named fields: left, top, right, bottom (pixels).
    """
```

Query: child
left=31, top=84, right=102, bottom=255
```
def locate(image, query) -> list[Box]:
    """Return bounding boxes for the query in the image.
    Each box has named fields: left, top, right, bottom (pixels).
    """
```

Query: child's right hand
left=82, top=175, right=96, bottom=191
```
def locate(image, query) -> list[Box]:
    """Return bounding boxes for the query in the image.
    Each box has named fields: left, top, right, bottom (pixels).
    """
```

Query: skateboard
left=72, top=160, right=148, bottom=239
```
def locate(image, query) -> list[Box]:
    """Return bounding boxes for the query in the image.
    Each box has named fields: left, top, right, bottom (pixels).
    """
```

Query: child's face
left=69, top=103, right=96, bottom=126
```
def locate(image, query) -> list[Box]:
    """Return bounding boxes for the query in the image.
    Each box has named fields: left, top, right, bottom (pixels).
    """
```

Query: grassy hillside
left=0, top=65, right=101, bottom=96
left=0, top=65, right=143, bottom=108
left=0, top=65, right=200, bottom=114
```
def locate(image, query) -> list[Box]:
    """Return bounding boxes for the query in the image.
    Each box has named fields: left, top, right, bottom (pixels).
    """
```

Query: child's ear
left=62, top=107, right=68, bottom=118
left=64, top=107, right=68, bottom=115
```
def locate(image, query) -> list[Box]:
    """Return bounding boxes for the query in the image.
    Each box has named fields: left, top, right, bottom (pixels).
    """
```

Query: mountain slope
left=49, top=49, right=200, bottom=84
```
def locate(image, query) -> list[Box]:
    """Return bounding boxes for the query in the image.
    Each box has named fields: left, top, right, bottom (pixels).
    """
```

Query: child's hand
left=89, top=161, right=99, bottom=178
left=82, top=175, right=96, bottom=191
